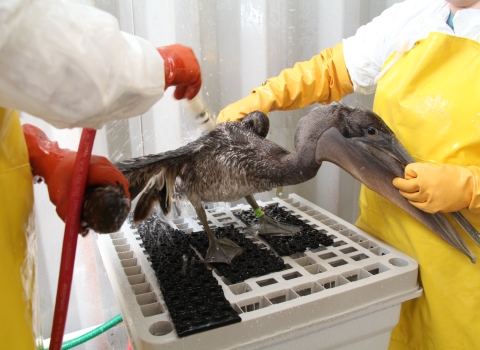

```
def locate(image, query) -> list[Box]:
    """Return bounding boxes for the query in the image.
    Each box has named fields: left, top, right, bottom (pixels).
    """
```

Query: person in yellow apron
left=218, top=1, right=480, bottom=349
left=1, top=108, right=134, bottom=349
left=1, top=1, right=202, bottom=348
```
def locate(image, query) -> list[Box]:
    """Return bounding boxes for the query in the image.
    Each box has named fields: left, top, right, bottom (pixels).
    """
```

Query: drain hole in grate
left=310, top=246, right=327, bottom=253
left=257, top=278, right=277, bottom=287
left=141, top=303, right=164, bottom=317
left=329, top=259, right=348, bottom=268
left=267, top=290, right=298, bottom=304
left=293, top=282, right=324, bottom=297
left=236, top=297, right=271, bottom=313
left=364, top=262, right=391, bottom=275
left=297, top=288, right=312, bottom=296
left=323, top=281, right=335, bottom=289
left=319, top=252, right=337, bottom=260
left=269, top=295, right=286, bottom=304
left=282, top=271, right=302, bottom=280
left=229, top=282, right=253, bottom=295
left=241, top=302, right=259, bottom=312
left=340, top=247, right=357, bottom=254
left=351, top=253, right=369, bottom=261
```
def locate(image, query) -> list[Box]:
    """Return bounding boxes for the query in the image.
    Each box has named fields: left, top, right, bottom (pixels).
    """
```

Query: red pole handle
left=48, top=128, right=97, bottom=350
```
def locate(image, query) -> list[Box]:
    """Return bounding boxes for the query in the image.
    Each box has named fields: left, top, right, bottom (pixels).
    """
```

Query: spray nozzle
left=182, top=96, right=216, bottom=133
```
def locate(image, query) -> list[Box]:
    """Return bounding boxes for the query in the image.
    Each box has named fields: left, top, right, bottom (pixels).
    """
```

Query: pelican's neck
left=276, top=111, right=334, bottom=186
left=277, top=143, right=320, bottom=186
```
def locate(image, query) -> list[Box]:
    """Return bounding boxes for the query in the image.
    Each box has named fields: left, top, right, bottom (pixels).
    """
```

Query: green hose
left=46, top=314, right=123, bottom=350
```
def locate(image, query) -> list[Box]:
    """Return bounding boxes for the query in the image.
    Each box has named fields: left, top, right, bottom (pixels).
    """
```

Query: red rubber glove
left=157, top=44, right=202, bottom=100
left=22, top=124, right=131, bottom=232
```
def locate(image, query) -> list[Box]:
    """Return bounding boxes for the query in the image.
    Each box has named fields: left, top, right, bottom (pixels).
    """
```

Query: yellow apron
left=356, top=33, right=480, bottom=350
left=0, top=108, right=38, bottom=349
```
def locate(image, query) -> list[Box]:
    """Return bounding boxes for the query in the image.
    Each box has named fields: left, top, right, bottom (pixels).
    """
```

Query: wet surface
left=234, top=204, right=334, bottom=256
left=133, top=214, right=241, bottom=337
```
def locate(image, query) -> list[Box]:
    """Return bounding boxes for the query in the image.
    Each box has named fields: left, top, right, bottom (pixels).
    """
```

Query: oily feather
left=115, top=114, right=285, bottom=222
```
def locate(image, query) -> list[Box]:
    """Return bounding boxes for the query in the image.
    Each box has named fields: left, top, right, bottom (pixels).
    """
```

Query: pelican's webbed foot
left=191, top=203, right=244, bottom=264
left=205, top=236, right=244, bottom=264
left=244, top=213, right=301, bottom=237
left=243, top=195, right=301, bottom=237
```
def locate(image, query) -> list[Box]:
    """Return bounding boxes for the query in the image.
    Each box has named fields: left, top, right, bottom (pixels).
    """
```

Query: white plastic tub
left=97, top=193, right=421, bottom=350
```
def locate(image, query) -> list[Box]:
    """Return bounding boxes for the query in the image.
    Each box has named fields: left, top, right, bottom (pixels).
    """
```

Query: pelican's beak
left=316, top=127, right=475, bottom=263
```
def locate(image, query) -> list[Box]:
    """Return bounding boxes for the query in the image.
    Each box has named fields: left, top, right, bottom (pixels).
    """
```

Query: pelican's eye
left=367, top=127, right=377, bottom=135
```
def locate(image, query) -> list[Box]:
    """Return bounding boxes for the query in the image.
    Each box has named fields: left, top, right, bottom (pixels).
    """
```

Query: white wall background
left=98, top=0, right=402, bottom=222
left=27, top=0, right=402, bottom=347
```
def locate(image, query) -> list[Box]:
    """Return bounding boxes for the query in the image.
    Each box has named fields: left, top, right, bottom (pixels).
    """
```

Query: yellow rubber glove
left=392, top=163, right=480, bottom=214
left=217, top=42, right=353, bottom=123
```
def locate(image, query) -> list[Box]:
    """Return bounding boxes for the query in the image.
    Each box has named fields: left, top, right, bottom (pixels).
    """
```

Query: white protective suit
left=0, top=0, right=166, bottom=129
left=0, top=1, right=166, bottom=348
left=343, top=0, right=480, bottom=93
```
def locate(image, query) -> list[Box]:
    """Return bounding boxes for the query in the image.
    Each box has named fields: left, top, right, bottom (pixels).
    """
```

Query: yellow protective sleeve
left=393, top=163, right=480, bottom=214
left=0, top=108, right=36, bottom=349
left=217, top=42, right=353, bottom=123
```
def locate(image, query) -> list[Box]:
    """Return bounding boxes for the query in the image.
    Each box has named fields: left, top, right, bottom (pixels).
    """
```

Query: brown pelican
left=115, top=103, right=477, bottom=264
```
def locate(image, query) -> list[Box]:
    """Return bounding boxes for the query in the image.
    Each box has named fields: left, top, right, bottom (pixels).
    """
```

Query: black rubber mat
left=189, top=225, right=287, bottom=284
left=133, top=214, right=241, bottom=337
left=233, top=204, right=334, bottom=256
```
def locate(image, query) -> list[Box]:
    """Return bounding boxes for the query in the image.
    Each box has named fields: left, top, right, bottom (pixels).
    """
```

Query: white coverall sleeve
left=0, top=0, right=165, bottom=129
left=342, top=0, right=445, bottom=94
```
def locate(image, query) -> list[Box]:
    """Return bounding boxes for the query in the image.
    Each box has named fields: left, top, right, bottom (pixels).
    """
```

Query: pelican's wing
left=115, top=138, right=206, bottom=223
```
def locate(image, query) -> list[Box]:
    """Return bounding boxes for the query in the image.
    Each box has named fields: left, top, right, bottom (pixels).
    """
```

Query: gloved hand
left=157, top=44, right=202, bottom=100
left=217, top=42, right=353, bottom=123
left=22, top=124, right=131, bottom=232
left=392, top=163, right=480, bottom=214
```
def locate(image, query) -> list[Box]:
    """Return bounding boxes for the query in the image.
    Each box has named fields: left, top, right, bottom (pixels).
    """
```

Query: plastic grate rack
left=97, top=194, right=422, bottom=350
left=128, top=203, right=333, bottom=338
left=134, top=217, right=242, bottom=337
